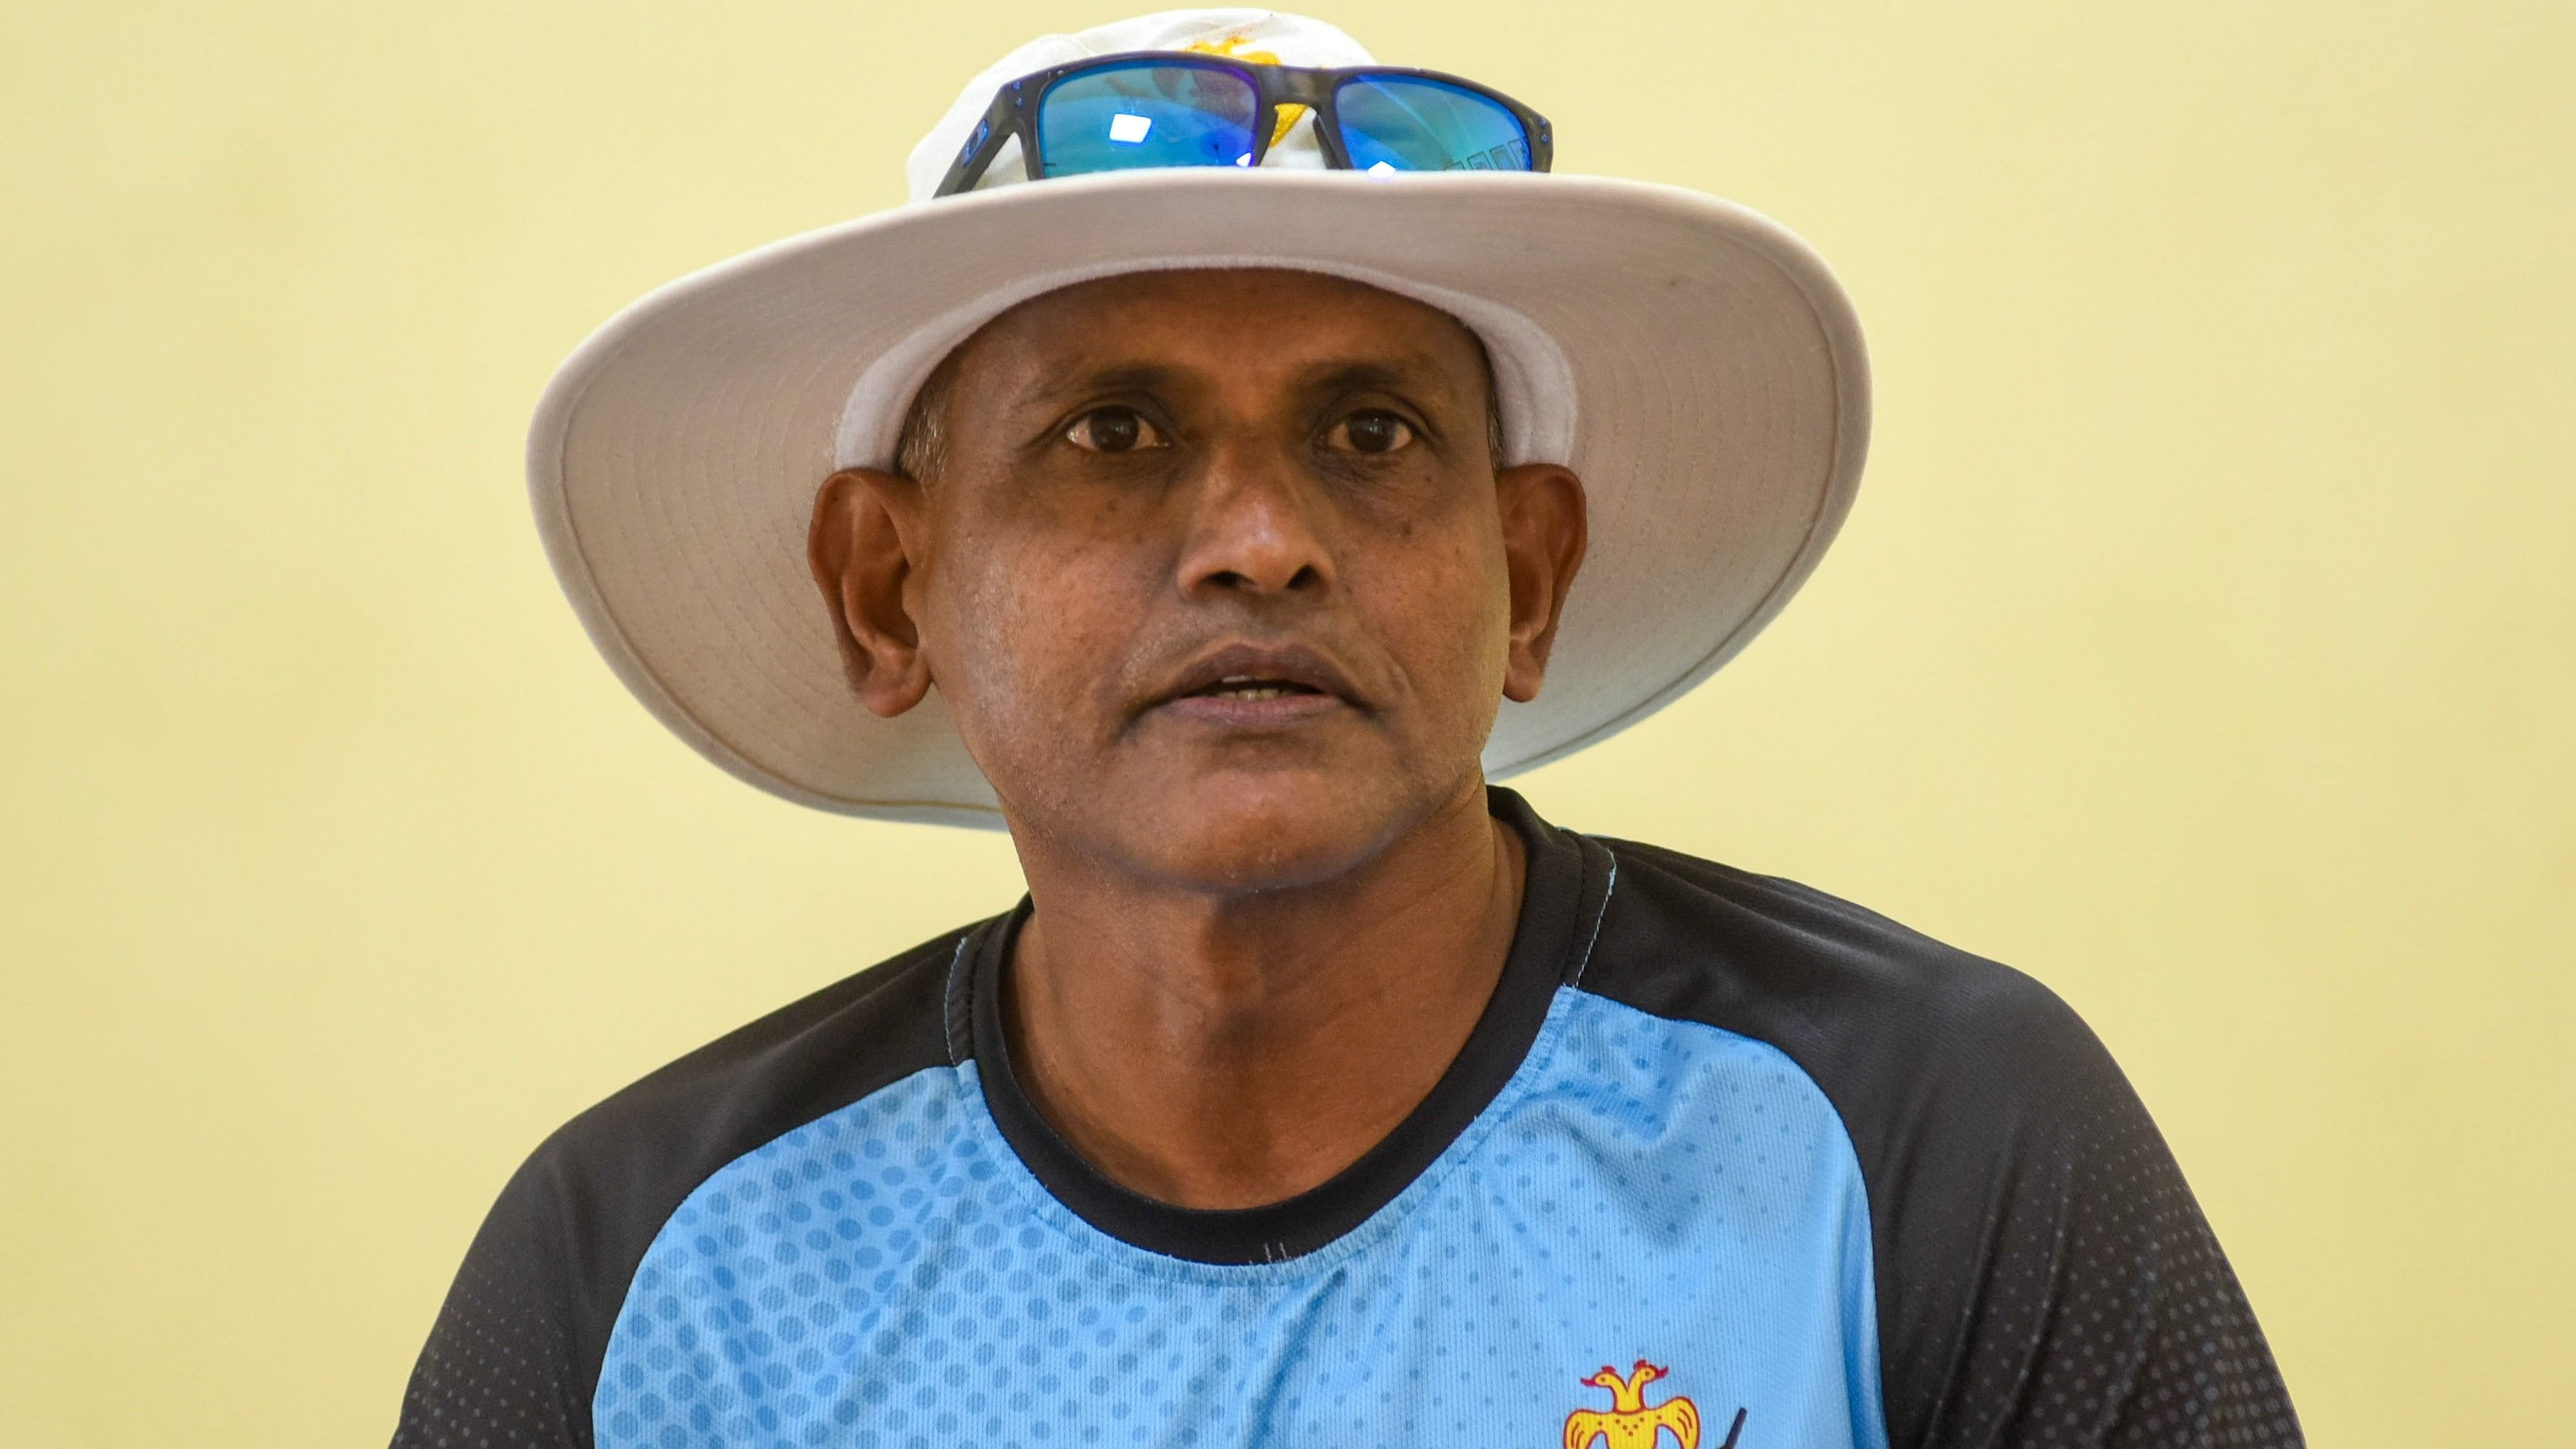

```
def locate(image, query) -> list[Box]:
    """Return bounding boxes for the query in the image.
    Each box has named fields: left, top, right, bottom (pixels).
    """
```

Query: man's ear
left=1496, top=462, right=1589, bottom=704
left=807, top=468, right=934, bottom=718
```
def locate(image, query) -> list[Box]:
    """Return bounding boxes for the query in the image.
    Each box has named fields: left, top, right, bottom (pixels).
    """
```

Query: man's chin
left=1043, top=764, right=1452, bottom=896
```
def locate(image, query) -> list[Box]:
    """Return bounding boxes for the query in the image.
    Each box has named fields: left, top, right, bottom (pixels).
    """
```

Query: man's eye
left=1328, top=410, right=1416, bottom=455
left=1063, top=406, right=1166, bottom=454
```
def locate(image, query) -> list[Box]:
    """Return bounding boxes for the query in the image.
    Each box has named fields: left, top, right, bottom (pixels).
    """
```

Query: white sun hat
left=529, top=8, right=1870, bottom=828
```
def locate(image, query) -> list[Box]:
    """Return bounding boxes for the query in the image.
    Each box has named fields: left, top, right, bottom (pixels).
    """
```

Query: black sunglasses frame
left=933, top=51, right=1555, bottom=198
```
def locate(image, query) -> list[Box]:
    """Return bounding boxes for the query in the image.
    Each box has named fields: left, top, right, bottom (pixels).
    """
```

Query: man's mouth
left=1147, top=643, right=1363, bottom=727
left=1191, top=675, right=1328, bottom=703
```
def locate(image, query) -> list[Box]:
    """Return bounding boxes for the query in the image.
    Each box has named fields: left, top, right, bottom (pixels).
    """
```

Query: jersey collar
left=952, top=786, right=1613, bottom=1264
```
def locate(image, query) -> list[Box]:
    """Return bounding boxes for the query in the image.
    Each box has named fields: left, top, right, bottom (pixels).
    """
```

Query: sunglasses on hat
left=933, top=51, right=1553, bottom=197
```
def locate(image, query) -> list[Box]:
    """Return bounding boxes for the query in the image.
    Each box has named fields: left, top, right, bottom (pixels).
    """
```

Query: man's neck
left=1005, top=785, right=1527, bottom=1210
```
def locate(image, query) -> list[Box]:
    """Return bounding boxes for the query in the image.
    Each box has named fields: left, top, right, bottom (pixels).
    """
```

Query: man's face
left=814, top=268, right=1584, bottom=891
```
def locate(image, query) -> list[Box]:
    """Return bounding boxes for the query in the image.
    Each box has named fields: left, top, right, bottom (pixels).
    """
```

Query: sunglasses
left=933, top=51, right=1553, bottom=198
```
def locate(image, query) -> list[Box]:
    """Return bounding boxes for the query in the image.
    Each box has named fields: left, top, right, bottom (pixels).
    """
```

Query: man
left=399, top=10, right=2301, bottom=1448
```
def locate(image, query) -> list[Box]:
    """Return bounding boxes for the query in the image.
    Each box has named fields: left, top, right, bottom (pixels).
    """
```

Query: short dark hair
left=892, top=353, right=959, bottom=484
left=891, top=316, right=1506, bottom=485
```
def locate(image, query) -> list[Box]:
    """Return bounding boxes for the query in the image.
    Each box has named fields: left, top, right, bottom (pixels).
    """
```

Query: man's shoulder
left=511, top=921, right=975, bottom=1245
left=1576, top=830, right=2122, bottom=1136
left=399, top=923, right=985, bottom=1442
left=1565, top=831, right=2300, bottom=1448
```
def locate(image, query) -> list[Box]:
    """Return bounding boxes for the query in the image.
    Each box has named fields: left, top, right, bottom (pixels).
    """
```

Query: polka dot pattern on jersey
left=591, top=991, right=1885, bottom=1449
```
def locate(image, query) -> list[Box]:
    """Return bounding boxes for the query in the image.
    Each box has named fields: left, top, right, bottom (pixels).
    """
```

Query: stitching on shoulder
left=1569, top=844, right=1618, bottom=987
left=941, top=933, right=972, bottom=1067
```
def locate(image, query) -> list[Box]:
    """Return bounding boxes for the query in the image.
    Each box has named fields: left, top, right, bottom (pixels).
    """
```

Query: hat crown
left=904, top=9, right=1376, bottom=203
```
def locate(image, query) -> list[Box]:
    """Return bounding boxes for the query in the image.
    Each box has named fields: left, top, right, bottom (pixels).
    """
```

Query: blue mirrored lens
left=1333, top=75, right=1531, bottom=173
left=1038, top=61, right=1261, bottom=178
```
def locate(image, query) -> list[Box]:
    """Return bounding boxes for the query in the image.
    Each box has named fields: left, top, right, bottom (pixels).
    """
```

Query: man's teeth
left=1205, top=675, right=1306, bottom=702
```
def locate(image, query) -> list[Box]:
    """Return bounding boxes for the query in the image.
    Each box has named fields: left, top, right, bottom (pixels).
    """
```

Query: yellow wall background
left=5, top=1, right=2568, bottom=1443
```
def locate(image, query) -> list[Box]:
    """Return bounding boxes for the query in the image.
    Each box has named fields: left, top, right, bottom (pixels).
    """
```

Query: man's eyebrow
left=1297, top=359, right=1458, bottom=398
left=998, top=354, right=1474, bottom=416
left=1007, top=363, right=1182, bottom=413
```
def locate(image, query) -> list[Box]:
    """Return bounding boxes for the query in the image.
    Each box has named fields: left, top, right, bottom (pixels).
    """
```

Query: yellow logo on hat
left=1185, top=35, right=1307, bottom=148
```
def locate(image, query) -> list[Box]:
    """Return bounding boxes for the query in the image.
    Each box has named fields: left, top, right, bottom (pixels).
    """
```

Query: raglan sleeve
left=390, top=1140, right=599, bottom=1449
left=1873, top=981, right=2305, bottom=1449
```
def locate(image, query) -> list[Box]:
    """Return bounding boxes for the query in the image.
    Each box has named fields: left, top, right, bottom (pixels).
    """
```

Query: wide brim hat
left=530, top=9, right=1870, bottom=828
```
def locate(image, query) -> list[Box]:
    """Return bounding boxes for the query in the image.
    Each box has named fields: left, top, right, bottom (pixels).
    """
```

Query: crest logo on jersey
left=1561, top=1361, right=1746, bottom=1449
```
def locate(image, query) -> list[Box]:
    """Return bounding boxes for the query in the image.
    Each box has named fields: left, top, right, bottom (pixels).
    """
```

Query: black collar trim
left=951, top=787, right=1611, bottom=1265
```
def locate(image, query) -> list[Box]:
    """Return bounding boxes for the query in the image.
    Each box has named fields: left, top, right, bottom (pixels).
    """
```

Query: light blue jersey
left=595, top=989, right=1881, bottom=1448
left=397, top=794, right=2299, bottom=1449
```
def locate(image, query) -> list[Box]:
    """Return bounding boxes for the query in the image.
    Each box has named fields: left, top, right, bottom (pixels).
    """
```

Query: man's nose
left=1174, top=442, right=1335, bottom=601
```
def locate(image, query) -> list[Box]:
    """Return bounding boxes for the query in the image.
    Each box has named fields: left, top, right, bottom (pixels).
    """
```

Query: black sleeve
left=393, top=1146, right=593, bottom=1448
left=387, top=930, right=967, bottom=1448
left=1868, top=981, right=2301, bottom=1449
left=1583, top=836, right=2303, bottom=1449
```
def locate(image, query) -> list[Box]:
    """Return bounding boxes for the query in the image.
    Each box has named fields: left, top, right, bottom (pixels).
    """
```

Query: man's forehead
left=947, top=267, right=1491, bottom=398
